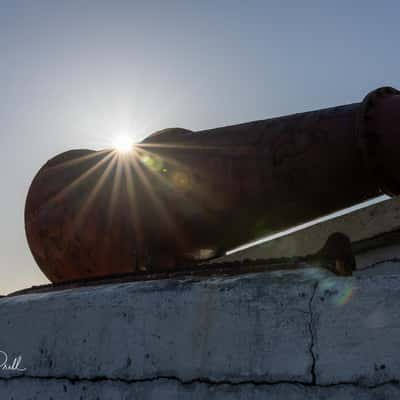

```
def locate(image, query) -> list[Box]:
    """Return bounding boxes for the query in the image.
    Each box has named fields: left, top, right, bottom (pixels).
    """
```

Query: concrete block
left=0, top=272, right=314, bottom=383
left=3, top=267, right=400, bottom=398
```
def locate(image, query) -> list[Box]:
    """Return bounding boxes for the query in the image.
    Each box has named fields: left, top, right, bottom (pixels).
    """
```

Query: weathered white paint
left=1, top=263, right=400, bottom=398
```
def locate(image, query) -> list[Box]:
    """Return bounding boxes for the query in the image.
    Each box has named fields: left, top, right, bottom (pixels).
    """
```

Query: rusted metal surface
left=25, top=87, right=400, bottom=282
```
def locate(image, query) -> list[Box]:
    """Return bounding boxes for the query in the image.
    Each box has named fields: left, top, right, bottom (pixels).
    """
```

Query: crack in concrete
left=0, top=280, right=397, bottom=390
left=0, top=374, right=399, bottom=390
left=0, top=374, right=310, bottom=386
left=308, top=281, right=318, bottom=385
left=3, top=277, right=399, bottom=392
left=0, top=281, right=326, bottom=390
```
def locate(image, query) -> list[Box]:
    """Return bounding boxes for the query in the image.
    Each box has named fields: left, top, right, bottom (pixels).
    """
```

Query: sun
left=112, top=136, right=134, bottom=154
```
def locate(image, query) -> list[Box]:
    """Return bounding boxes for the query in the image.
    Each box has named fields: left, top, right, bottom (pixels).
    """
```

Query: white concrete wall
left=1, top=265, right=400, bottom=399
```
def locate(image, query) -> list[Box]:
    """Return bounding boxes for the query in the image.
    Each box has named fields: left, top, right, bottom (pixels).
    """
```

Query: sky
left=1, top=1, right=399, bottom=294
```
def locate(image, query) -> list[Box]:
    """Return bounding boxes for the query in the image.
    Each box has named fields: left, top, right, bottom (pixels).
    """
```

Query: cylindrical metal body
left=25, top=87, right=400, bottom=282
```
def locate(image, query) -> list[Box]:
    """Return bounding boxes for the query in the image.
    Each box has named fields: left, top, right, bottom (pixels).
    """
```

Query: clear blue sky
left=1, top=1, right=399, bottom=294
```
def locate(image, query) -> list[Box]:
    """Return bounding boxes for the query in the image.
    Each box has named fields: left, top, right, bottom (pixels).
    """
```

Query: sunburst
left=112, top=136, right=135, bottom=154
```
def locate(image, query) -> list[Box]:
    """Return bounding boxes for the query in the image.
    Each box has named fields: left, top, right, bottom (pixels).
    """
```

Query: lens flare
left=172, top=171, right=190, bottom=189
left=139, top=154, right=164, bottom=172
left=335, top=284, right=354, bottom=305
left=319, top=278, right=355, bottom=306
left=113, top=136, right=134, bottom=154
